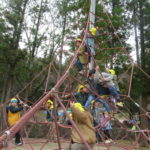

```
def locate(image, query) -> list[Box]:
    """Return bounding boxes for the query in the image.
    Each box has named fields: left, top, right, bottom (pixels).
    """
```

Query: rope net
left=0, top=2, right=150, bottom=150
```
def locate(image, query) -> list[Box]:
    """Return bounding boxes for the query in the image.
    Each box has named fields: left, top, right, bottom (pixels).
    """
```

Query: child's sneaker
left=105, top=139, right=113, bottom=144
left=116, top=102, right=124, bottom=107
left=15, top=142, right=23, bottom=146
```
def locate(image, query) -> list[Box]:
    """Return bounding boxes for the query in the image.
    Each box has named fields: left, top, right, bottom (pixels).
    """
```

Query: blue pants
left=108, top=86, right=120, bottom=102
left=89, top=46, right=95, bottom=56
left=74, top=59, right=83, bottom=71
left=84, top=95, right=111, bottom=112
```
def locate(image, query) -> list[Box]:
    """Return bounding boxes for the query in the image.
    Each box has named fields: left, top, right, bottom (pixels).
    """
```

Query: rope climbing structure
left=0, top=1, right=150, bottom=150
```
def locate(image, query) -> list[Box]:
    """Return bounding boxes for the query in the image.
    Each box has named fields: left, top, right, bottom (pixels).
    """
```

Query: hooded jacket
left=6, top=104, right=23, bottom=126
left=78, top=46, right=89, bottom=65
left=71, top=105, right=96, bottom=144
left=94, top=71, right=115, bottom=87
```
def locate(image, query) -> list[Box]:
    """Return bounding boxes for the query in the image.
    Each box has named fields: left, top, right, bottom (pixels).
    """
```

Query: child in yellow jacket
left=74, top=38, right=90, bottom=74
left=6, top=98, right=24, bottom=146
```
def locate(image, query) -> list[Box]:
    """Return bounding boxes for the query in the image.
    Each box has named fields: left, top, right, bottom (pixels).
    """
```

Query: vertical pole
left=53, top=99, right=61, bottom=150
left=59, top=13, right=67, bottom=78
left=89, top=0, right=96, bottom=29
left=44, top=64, right=52, bottom=93
left=127, top=64, right=134, bottom=97
left=89, top=0, right=96, bottom=70
left=7, top=140, right=13, bottom=150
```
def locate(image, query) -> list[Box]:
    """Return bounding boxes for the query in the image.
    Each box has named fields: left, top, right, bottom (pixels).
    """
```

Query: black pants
left=94, top=121, right=103, bottom=142
left=15, top=131, right=21, bottom=144
left=104, top=130, right=111, bottom=139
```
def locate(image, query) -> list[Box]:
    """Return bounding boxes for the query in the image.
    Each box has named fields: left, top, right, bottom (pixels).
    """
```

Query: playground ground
left=2, top=138, right=150, bottom=150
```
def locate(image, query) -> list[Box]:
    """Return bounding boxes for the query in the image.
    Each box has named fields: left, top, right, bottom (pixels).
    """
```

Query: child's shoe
left=116, top=102, right=124, bottom=107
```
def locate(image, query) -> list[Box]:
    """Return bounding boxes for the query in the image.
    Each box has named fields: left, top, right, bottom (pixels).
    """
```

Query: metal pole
left=89, top=0, right=96, bottom=70
left=89, top=0, right=96, bottom=29
left=53, top=99, right=61, bottom=150
left=127, top=64, right=134, bottom=97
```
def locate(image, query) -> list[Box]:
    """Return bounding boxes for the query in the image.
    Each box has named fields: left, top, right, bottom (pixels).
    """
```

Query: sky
left=127, top=35, right=137, bottom=61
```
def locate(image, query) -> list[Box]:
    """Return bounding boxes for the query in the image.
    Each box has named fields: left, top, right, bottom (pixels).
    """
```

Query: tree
left=128, top=0, right=150, bottom=146
left=139, top=0, right=150, bottom=145
left=0, top=0, right=62, bottom=102
left=0, top=0, right=29, bottom=101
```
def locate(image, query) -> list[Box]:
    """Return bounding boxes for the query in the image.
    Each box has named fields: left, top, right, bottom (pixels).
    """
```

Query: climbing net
left=0, top=1, right=150, bottom=150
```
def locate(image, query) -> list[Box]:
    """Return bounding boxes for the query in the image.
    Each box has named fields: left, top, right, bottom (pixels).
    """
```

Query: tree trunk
left=2, top=0, right=29, bottom=102
left=14, top=0, right=29, bottom=49
left=139, top=95, right=149, bottom=146
left=139, top=0, right=145, bottom=69
left=133, top=6, right=140, bottom=65
left=5, top=75, right=14, bottom=101
left=140, top=95, right=148, bottom=129
left=31, top=0, right=44, bottom=58
left=139, top=0, right=149, bottom=146
left=59, top=13, right=67, bottom=76
left=1, top=76, right=8, bottom=103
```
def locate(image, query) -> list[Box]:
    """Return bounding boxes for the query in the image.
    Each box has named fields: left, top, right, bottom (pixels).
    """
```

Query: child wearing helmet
left=44, top=99, right=58, bottom=142
left=95, top=66, right=123, bottom=107
left=108, top=69, right=120, bottom=92
left=45, top=99, right=54, bottom=122
left=65, top=101, right=96, bottom=150
left=84, top=69, right=111, bottom=113
left=83, top=27, right=98, bottom=70
left=84, top=27, right=97, bottom=56
left=6, top=98, right=24, bottom=146
left=62, top=84, right=89, bottom=106
left=91, top=102, right=113, bottom=144
left=74, top=38, right=90, bottom=73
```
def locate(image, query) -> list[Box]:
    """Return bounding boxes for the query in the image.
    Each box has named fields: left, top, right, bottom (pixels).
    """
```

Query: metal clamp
left=51, top=88, right=56, bottom=92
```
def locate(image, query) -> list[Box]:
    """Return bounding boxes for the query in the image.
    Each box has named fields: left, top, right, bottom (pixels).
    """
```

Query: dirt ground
left=2, top=138, right=150, bottom=150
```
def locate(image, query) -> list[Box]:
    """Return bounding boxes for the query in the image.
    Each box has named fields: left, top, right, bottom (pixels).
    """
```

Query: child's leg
left=94, top=121, right=102, bottom=142
left=104, top=130, right=111, bottom=140
left=84, top=95, right=95, bottom=109
left=88, top=58, right=94, bottom=70
left=89, top=44, right=95, bottom=56
left=97, top=98, right=111, bottom=113
left=108, top=86, right=120, bottom=102
left=15, top=131, right=21, bottom=144
left=96, top=129, right=103, bottom=142
left=109, top=97, right=118, bottom=112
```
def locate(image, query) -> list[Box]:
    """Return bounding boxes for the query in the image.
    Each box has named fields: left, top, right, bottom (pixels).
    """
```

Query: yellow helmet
left=77, top=85, right=84, bottom=92
left=76, top=38, right=82, bottom=42
left=74, top=103, right=84, bottom=112
left=47, top=99, right=54, bottom=109
left=90, top=27, right=97, bottom=35
left=11, top=98, right=18, bottom=103
left=101, top=95, right=107, bottom=99
left=108, top=69, right=115, bottom=75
